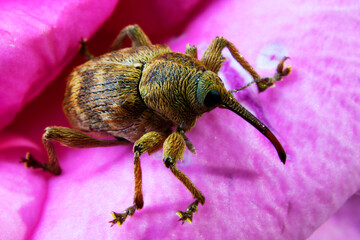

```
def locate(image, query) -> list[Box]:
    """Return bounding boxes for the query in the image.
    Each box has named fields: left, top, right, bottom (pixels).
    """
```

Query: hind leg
left=79, top=24, right=152, bottom=60
left=110, top=24, right=152, bottom=51
left=21, top=126, right=128, bottom=175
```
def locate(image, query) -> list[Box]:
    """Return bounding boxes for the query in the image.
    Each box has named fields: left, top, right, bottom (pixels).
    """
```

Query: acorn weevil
left=21, top=24, right=291, bottom=226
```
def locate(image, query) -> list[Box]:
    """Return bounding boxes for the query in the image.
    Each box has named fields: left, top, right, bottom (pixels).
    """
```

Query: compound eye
left=204, top=89, right=221, bottom=108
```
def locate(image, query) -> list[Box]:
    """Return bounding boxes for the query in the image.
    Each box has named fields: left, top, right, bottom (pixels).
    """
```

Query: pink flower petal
left=1, top=0, right=360, bottom=239
left=0, top=0, right=116, bottom=239
left=0, top=0, right=118, bottom=131
left=309, top=195, right=360, bottom=239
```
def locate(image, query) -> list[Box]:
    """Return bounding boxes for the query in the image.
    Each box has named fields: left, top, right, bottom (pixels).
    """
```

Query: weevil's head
left=139, top=54, right=226, bottom=131
left=194, top=70, right=227, bottom=113
left=195, top=70, right=286, bottom=163
left=140, top=53, right=286, bottom=163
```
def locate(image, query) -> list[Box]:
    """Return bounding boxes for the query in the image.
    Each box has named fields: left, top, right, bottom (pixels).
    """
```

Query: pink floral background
left=1, top=0, right=359, bottom=239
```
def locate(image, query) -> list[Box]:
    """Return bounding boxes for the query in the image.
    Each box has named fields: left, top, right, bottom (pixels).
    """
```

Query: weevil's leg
left=201, top=37, right=291, bottom=92
left=201, top=36, right=261, bottom=76
left=230, top=57, right=291, bottom=93
left=162, top=131, right=205, bottom=224
left=79, top=38, right=94, bottom=61
left=176, top=127, right=196, bottom=154
left=110, top=24, right=152, bottom=51
left=185, top=44, right=198, bottom=59
left=21, top=126, right=128, bottom=175
left=109, top=152, right=143, bottom=227
left=110, top=131, right=168, bottom=227
left=254, top=56, right=291, bottom=92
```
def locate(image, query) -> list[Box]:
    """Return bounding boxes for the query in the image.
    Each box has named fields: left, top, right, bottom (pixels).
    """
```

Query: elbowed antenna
left=223, top=95, right=286, bottom=164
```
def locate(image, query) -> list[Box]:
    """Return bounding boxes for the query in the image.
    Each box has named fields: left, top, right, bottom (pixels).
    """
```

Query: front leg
left=255, top=56, right=291, bottom=92
left=110, top=131, right=168, bottom=226
left=162, top=131, right=205, bottom=224
left=201, top=36, right=291, bottom=92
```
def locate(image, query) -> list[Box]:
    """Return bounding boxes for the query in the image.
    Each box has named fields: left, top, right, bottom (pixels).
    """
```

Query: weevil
left=21, top=25, right=291, bottom=226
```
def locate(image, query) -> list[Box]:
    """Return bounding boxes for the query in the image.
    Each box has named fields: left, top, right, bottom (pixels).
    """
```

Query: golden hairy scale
left=21, top=25, right=291, bottom=226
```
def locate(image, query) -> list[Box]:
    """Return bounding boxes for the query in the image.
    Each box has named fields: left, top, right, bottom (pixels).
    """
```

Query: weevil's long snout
left=222, top=95, right=286, bottom=164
